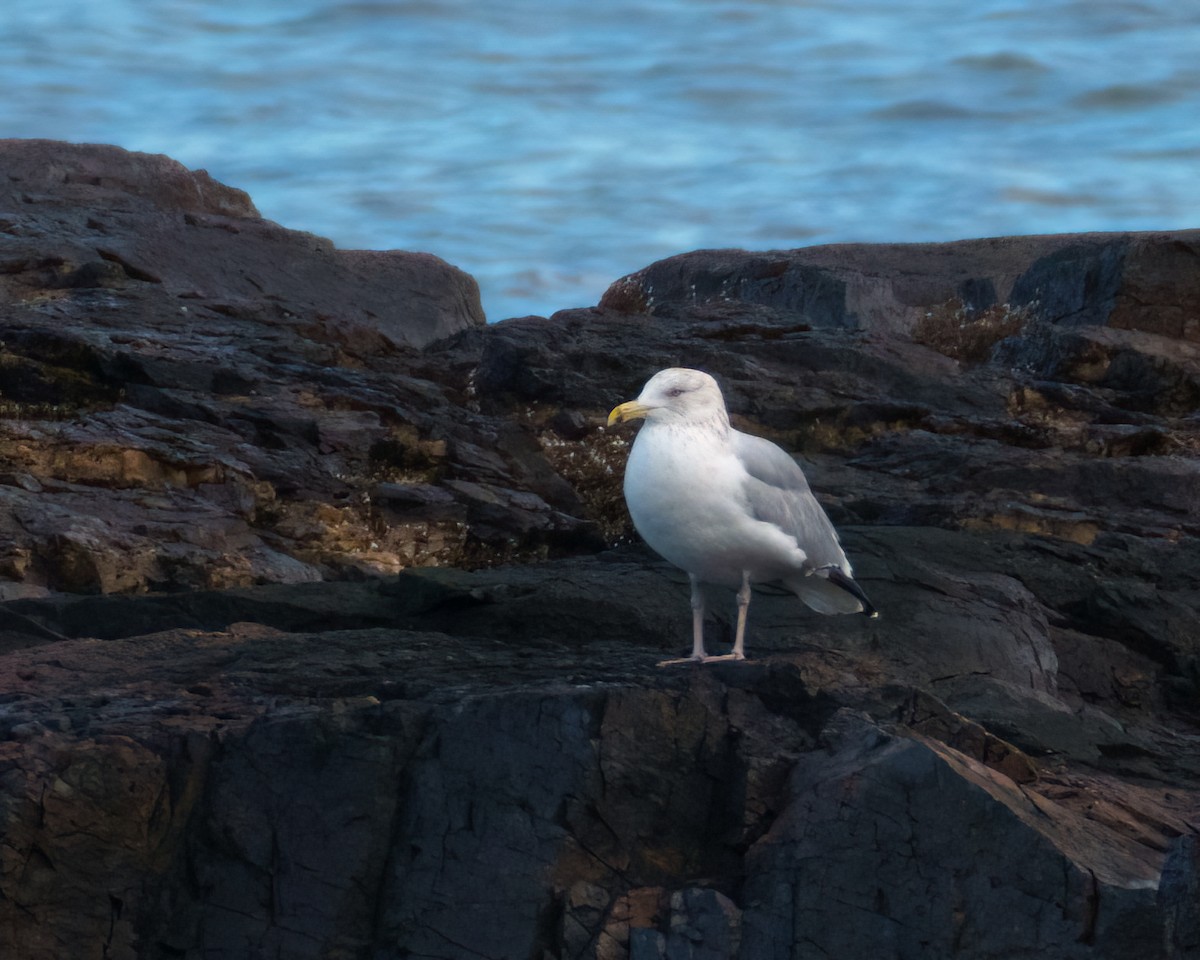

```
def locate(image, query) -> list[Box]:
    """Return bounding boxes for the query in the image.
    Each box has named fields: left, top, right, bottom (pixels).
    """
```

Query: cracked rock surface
left=2, top=141, right=1200, bottom=959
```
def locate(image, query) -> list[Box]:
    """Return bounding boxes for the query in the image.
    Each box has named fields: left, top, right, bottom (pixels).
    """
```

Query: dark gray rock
left=0, top=139, right=484, bottom=347
left=600, top=231, right=1200, bottom=341
left=1160, top=836, right=1200, bottom=958
left=741, top=711, right=1163, bottom=960
left=0, top=616, right=1187, bottom=960
left=1, top=141, right=1199, bottom=959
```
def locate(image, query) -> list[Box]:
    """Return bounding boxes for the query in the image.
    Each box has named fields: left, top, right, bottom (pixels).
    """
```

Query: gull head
left=608, top=367, right=729, bottom=427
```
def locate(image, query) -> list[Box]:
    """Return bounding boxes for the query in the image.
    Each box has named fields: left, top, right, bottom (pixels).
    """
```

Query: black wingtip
left=825, top=567, right=879, bottom=619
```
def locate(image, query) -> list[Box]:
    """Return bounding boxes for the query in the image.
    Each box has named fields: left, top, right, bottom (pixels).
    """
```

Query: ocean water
left=2, top=1, right=1198, bottom=322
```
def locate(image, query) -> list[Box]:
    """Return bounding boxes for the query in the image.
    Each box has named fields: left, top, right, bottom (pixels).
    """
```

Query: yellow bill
left=607, top=400, right=653, bottom=427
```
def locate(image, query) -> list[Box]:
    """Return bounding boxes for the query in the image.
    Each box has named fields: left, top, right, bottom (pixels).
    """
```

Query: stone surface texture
left=1, top=141, right=1199, bottom=959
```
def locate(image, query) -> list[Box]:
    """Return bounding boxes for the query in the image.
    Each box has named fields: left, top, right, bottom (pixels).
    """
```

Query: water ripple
left=0, top=0, right=1198, bottom=320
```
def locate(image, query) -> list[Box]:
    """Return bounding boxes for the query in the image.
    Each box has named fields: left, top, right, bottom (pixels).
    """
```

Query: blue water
left=2, top=2, right=1199, bottom=321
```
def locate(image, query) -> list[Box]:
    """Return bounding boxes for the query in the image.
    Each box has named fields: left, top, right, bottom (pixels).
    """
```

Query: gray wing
left=732, top=429, right=850, bottom=572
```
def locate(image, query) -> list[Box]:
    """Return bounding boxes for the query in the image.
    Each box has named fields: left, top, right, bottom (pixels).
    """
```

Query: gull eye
left=666, top=387, right=684, bottom=398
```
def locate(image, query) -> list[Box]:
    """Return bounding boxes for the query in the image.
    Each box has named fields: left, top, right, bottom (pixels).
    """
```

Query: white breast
left=623, top=421, right=808, bottom=587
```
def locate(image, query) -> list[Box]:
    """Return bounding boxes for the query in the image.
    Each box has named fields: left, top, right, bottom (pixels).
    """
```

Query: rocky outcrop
left=0, top=141, right=594, bottom=598
left=0, top=139, right=485, bottom=347
left=1, top=141, right=1199, bottom=959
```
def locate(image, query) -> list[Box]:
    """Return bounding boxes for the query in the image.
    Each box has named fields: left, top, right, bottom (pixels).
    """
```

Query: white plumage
left=608, top=367, right=876, bottom=662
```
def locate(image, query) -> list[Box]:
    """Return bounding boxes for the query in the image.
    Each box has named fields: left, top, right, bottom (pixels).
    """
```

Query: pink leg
left=732, top=571, right=751, bottom=659
left=699, top=571, right=751, bottom=662
left=657, top=575, right=708, bottom=666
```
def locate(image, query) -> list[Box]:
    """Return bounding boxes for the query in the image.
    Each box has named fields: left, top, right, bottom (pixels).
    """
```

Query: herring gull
left=607, top=367, right=877, bottom=663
